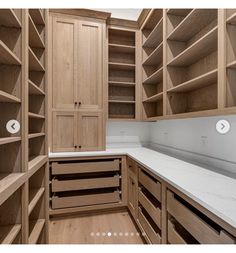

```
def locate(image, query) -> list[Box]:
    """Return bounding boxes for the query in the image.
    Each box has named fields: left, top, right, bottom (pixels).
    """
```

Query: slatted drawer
left=139, top=167, right=161, bottom=202
left=138, top=207, right=161, bottom=244
left=138, top=188, right=161, bottom=228
left=167, top=190, right=235, bottom=244
left=51, top=159, right=120, bottom=175
left=168, top=220, right=187, bottom=244
left=52, top=190, right=120, bottom=209
left=52, top=175, right=120, bottom=192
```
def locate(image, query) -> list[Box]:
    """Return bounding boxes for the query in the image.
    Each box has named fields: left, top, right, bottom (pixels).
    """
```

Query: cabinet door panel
left=52, top=17, right=77, bottom=109
left=128, top=172, right=138, bottom=219
left=78, top=111, right=103, bottom=151
left=77, top=21, right=103, bottom=110
left=52, top=111, right=77, bottom=152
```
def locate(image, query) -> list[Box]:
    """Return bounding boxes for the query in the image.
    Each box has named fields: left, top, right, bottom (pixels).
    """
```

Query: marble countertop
left=49, top=147, right=236, bottom=229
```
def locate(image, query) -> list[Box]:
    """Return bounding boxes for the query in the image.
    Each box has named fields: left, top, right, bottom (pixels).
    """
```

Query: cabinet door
left=52, top=111, right=77, bottom=152
left=78, top=111, right=104, bottom=151
left=77, top=20, right=104, bottom=110
left=52, top=17, right=77, bottom=109
left=128, top=172, right=138, bottom=219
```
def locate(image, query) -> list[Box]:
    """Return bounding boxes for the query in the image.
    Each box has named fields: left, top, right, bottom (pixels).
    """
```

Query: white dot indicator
left=6, top=120, right=20, bottom=134
left=107, top=232, right=112, bottom=237
left=216, top=120, right=230, bottom=134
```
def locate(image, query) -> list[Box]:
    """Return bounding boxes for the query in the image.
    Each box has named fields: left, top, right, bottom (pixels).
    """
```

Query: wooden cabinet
left=52, top=111, right=104, bottom=152
left=50, top=13, right=106, bottom=152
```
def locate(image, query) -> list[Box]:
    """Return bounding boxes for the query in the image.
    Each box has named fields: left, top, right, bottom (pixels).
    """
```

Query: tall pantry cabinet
left=49, top=12, right=106, bottom=152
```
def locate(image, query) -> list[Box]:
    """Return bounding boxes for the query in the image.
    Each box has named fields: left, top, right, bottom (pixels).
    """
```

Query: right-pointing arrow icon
left=216, top=120, right=230, bottom=134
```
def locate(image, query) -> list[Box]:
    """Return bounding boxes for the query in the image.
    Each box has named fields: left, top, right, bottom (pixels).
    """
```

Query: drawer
left=167, top=190, right=235, bottom=244
left=139, top=168, right=161, bottom=202
left=168, top=220, right=187, bottom=244
left=51, top=159, right=120, bottom=175
left=127, top=157, right=137, bottom=176
left=138, top=188, right=161, bottom=228
left=52, top=175, right=120, bottom=192
left=138, top=207, right=161, bottom=244
left=52, top=190, right=120, bottom=209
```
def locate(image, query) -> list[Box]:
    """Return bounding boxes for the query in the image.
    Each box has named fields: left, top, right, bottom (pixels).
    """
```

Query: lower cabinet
left=52, top=111, right=104, bottom=152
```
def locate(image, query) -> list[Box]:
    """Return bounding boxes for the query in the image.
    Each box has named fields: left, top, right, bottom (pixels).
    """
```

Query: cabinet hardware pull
left=78, top=102, right=82, bottom=106
left=74, top=145, right=77, bottom=148
left=74, top=102, right=77, bottom=105
left=79, top=145, right=82, bottom=148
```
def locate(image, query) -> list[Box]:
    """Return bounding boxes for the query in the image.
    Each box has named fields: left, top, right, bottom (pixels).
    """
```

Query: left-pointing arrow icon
left=11, top=123, right=16, bottom=130
left=6, top=120, right=20, bottom=134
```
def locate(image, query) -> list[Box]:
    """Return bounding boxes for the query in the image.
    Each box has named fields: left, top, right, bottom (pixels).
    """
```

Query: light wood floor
left=49, top=211, right=144, bottom=244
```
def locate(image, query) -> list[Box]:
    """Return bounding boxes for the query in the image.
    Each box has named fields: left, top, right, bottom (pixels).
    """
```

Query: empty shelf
left=0, top=173, right=25, bottom=206
left=227, top=13, right=236, bottom=25
left=108, top=100, right=135, bottom=104
left=28, top=133, right=45, bottom=139
left=108, top=81, right=135, bottom=87
left=109, top=62, right=135, bottom=71
left=0, top=41, right=21, bottom=65
left=28, top=112, right=45, bottom=119
left=0, top=137, right=21, bottom=146
left=227, top=61, right=236, bottom=69
left=143, top=92, right=163, bottom=103
left=0, top=224, right=21, bottom=244
left=167, top=27, right=217, bottom=67
left=28, top=188, right=45, bottom=215
left=167, top=69, right=217, bottom=93
left=28, top=155, right=47, bottom=177
left=143, top=67, right=163, bottom=85
left=29, top=80, right=45, bottom=95
left=29, top=9, right=45, bottom=25
left=0, top=90, right=21, bottom=103
left=29, top=15, right=45, bottom=48
left=29, top=219, right=45, bottom=244
left=168, top=9, right=217, bottom=41
left=143, top=18, right=163, bottom=48
left=29, top=47, right=45, bottom=72
left=143, top=43, right=163, bottom=65
left=167, top=9, right=192, bottom=16
left=109, top=43, right=135, bottom=54
left=0, top=9, right=21, bottom=28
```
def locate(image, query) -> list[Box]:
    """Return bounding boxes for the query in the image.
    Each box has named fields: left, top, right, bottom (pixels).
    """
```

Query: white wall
left=150, top=115, right=236, bottom=163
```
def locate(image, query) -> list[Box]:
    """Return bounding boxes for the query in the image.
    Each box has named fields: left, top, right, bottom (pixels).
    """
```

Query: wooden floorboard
left=49, top=211, right=144, bottom=244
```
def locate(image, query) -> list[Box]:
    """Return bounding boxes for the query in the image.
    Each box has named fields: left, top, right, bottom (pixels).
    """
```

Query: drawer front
left=168, top=220, right=187, bottom=244
left=52, top=175, right=120, bottom=192
left=52, top=191, right=120, bottom=209
left=51, top=159, right=120, bottom=175
left=138, top=208, right=161, bottom=244
left=127, top=157, right=137, bottom=176
left=167, top=190, right=235, bottom=244
left=138, top=189, right=161, bottom=228
left=139, top=168, right=161, bottom=202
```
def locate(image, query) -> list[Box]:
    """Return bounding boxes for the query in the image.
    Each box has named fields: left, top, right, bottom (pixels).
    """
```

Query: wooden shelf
left=143, top=18, right=163, bottom=48
left=0, top=90, right=21, bottom=103
left=167, top=9, right=217, bottom=41
left=29, top=219, right=45, bottom=244
left=143, top=92, right=163, bottom=103
left=29, top=80, right=45, bottom=95
left=167, top=9, right=192, bottom=17
left=0, top=9, right=21, bottom=28
left=109, top=114, right=135, bottom=119
left=109, top=43, right=135, bottom=54
left=0, top=224, right=21, bottom=244
left=0, top=40, right=21, bottom=66
left=108, top=100, right=135, bottom=104
left=28, top=188, right=45, bottom=215
left=167, top=27, right=217, bottom=67
left=143, top=43, right=163, bottom=66
left=109, top=62, right=135, bottom=71
left=227, top=60, right=236, bottom=69
left=28, top=155, right=47, bottom=177
left=108, top=81, right=135, bottom=87
left=29, top=15, right=45, bottom=49
left=0, top=137, right=21, bottom=146
left=0, top=173, right=25, bottom=206
left=29, top=47, right=45, bottom=72
left=143, top=67, right=163, bottom=85
left=167, top=69, right=217, bottom=93
left=28, top=133, right=45, bottom=139
left=28, top=112, right=45, bottom=119
left=227, top=12, right=236, bottom=25
left=29, top=9, right=45, bottom=25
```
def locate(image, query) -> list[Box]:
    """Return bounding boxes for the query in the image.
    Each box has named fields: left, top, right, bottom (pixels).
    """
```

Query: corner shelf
left=167, top=9, right=192, bottom=16
left=0, top=224, right=21, bottom=244
left=143, top=92, right=163, bottom=103
left=28, top=188, right=45, bottom=215
left=28, top=112, right=45, bottom=119
left=0, top=9, right=21, bottom=28
left=0, top=40, right=21, bottom=66
left=29, top=9, right=45, bottom=25
left=0, top=137, right=21, bottom=146
left=29, top=80, right=45, bottom=95
left=0, top=90, right=21, bottom=103
left=227, top=12, right=236, bottom=25
left=29, top=47, right=45, bottom=72
left=28, top=219, right=45, bottom=244
left=28, top=133, right=45, bottom=140
left=227, top=60, right=236, bottom=69
left=143, top=67, right=163, bottom=85
left=29, top=15, right=45, bottom=48
left=143, top=42, right=163, bottom=66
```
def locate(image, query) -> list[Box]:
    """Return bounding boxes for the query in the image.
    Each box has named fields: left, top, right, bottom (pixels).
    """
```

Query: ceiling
left=93, top=9, right=142, bottom=21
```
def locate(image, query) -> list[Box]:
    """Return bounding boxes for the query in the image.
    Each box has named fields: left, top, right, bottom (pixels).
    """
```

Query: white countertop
left=49, top=147, right=236, bottom=229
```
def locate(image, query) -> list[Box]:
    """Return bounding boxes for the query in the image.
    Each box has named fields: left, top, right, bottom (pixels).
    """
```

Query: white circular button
left=216, top=120, right=230, bottom=134
left=6, top=120, right=20, bottom=134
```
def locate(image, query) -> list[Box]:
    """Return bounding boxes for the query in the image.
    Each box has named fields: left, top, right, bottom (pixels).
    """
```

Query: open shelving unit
left=226, top=9, right=236, bottom=108
left=108, top=27, right=137, bottom=120
left=166, top=9, right=218, bottom=116
left=141, top=9, right=164, bottom=119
